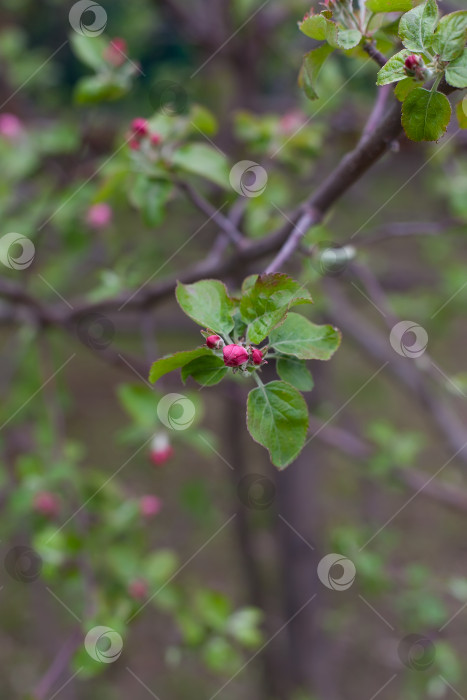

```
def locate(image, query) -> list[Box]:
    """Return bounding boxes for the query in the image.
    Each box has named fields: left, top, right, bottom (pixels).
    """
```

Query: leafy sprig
left=149, top=274, right=341, bottom=468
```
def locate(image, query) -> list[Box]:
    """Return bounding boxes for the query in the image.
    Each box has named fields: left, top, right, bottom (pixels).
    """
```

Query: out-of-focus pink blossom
left=0, top=113, right=23, bottom=141
left=140, top=495, right=162, bottom=517
left=33, top=491, right=60, bottom=518
left=86, top=203, right=113, bottom=229
left=128, top=579, right=148, bottom=600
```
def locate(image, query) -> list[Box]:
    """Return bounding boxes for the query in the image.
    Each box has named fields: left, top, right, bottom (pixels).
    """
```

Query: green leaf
left=149, top=348, right=212, bottom=383
left=298, top=12, right=361, bottom=49
left=118, top=384, right=158, bottom=427
left=399, top=0, right=438, bottom=52
left=276, top=357, right=314, bottom=392
left=431, top=11, right=467, bottom=61
left=176, top=279, right=236, bottom=336
left=247, top=380, right=309, bottom=468
left=446, top=48, right=467, bottom=88
left=74, top=75, right=128, bottom=104
left=189, top=105, right=218, bottom=136
left=366, top=0, right=413, bottom=12
left=376, top=49, right=412, bottom=85
left=171, top=144, right=230, bottom=189
left=301, top=44, right=334, bottom=101
left=334, top=29, right=362, bottom=50
left=269, top=312, right=341, bottom=360
left=69, top=33, right=107, bottom=71
left=298, top=13, right=327, bottom=40
left=130, top=177, right=173, bottom=227
left=401, top=87, right=451, bottom=141
left=239, top=274, right=313, bottom=344
left=181, top=355, right=228, bottom=386
left=455, top=100, right=467, bottom=129
left=394, top=76, right=418, bottom=101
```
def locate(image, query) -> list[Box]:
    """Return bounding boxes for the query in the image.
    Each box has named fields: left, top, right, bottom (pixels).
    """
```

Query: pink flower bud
left=150, top=433, right=174, bottom=466
left=131, top=118, right=148, bottom=137
left=128, top=137, right=140, bottom=150
left=0, top=113, right=23, bottom=141
left=86, top=203, right=113, bottom=229
left=404, top=54, right=422, bottom=72
left=150, top=132, right=162, bottom=146
left=103, top=38, right=128, bottom=67
left=206, top=334, right=224, bottom=349
left=128, top=579, right=148, bottom=600
left=33, top=491, right=60, bottom=518
left=251, top=348, right=263, bottom=365
left=223, top=344, right=249, bottom=367
left=140, top=495, right=162, bottom=517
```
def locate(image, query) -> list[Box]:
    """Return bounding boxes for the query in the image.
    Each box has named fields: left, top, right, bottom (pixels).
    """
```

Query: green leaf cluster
left=149, top=274, right=341, bottom=468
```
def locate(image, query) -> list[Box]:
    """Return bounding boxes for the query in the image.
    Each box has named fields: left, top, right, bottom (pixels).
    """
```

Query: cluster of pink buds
left=128, top=118, right=162, bottom=151
left=222, top=343, right=267, bottom=370
left=149, top=432, right=174, bottom=466
left=140, top=494, right=162, bottom=518
left=404, top=54, right=430, bottom=81
left=33, top=491, right=60, bottom=519
left=103, top=38, right=128, bottom=67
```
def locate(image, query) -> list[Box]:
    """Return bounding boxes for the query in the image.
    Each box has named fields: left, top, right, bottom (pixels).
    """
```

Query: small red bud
left=404, top=54, right=422, bottom=72
left=131, top=118, right=149, bottom=137
left=206, top=334, right=224, bottom=349
left=140, top=495, right=162, bottom=517
left=150, top=433, right=174, bottom=466
left=128, top=579, right=148, bottom=600
left=223, top=344, right=249, bottom=367
left=33, top=491, right=60, bottom=518
left=128, top=137, right=140, bottom=150
left=251, top=348, right=263, bottom=365
left=103, top=38, right=127, bottom=67
left=150, top=132, right=162, bottom=146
